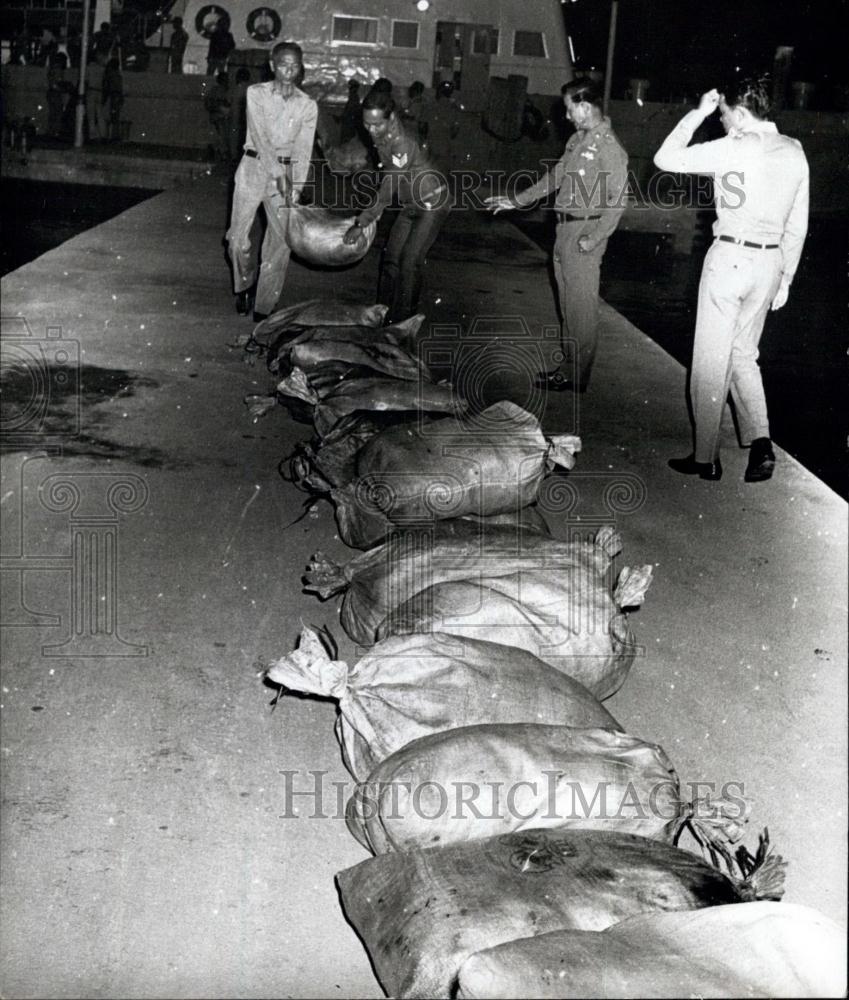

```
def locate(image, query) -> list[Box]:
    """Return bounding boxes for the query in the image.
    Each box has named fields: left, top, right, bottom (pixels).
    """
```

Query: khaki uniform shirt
left=244, top=82, right=318, bottom=188
left=357, top=123, right=448, bottom=226
left=654, top=109, right=809, bottom=284
left=514, top=116, right=629, bottom=251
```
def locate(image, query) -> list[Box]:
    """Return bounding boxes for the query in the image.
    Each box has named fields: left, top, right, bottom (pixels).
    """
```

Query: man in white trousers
left=226, top=41, right=317, bottom=320
left=654, top=78, right=809, bottom=482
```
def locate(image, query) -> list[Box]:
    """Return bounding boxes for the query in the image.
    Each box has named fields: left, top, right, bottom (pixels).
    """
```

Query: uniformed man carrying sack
left=485, top=77, right=628, bottom=393
left=343, top=90, right=452, bottom=325
left=654, top=78, right=809, bottom=483
left=226, top=41, right=317, bottom=320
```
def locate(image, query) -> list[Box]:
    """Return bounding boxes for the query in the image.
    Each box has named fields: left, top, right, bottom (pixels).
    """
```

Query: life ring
left=247, top=7, right=281, bottom=43
left=195, top=5, right=230, bottom=40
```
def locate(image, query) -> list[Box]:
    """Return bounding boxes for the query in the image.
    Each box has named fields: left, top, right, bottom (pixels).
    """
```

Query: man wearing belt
left=655, top=79, right=809, bottom=482
left=343, top=90, right=451, bottom=324
left=484, top=77, right=628, bottom=392
left=226, top=41, right=317, bottom=319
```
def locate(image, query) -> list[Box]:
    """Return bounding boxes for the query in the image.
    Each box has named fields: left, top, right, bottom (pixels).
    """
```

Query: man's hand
left=698, top=88, right=721, bottom=116
left=771, top=280, right=790, bottom=311
left=484, top=195, right=515, bottom=215
left=577, top=235, right=594, bottom=253
left=343, top=224, right=363, bottom=246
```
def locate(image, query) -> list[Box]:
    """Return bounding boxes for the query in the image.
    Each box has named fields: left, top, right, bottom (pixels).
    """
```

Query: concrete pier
left=1, top=175, right=846, bottom=997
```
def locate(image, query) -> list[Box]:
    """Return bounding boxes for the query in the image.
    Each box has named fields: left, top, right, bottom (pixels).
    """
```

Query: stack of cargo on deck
left=250, top=299, right=844, bottom=999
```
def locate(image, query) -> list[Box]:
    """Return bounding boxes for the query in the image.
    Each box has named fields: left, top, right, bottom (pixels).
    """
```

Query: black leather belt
left=556, top=212, right=601, bottom=222
left=718, top=235, right=779, bottom=249
left=245, top=149, right=291, bottom=164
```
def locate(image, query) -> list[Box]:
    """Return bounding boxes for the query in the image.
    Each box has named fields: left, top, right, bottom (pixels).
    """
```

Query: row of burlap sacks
left=255, top=299, right=844, bottom=999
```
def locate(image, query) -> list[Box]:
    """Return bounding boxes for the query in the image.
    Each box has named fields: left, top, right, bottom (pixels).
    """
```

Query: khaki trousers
left=552, top=221, right=608, bottom=390
left=226, top=154, right=290, bottom=315
left=691, top=240, right=783, bottom=463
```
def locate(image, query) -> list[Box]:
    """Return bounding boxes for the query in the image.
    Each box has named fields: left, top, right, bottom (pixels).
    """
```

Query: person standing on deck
left=169, top=17, right=189, bottom=74
left=484, top=77, right=628, bottom=393
left=654, top=78, right=809, bottom=483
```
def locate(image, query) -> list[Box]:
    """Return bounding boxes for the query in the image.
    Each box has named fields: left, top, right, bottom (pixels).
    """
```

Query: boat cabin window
left=332, top=15, right=379, bottom=45
left=472, top=28, right=499, bottom=56
left=513, top=30, right=547, bottom=58
left=391, top=20, right=420, bottom=49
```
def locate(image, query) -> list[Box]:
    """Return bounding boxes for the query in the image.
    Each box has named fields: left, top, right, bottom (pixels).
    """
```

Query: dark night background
left=563, top=0, right=849, bottom=107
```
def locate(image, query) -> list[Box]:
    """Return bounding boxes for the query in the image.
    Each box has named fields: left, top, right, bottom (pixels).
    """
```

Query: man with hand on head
left=484, top=77, right=628, bottom=394
left=343, top=90, right=451, bottom=324
left=226, top=41, right=318, bottom=320
left=654, top=79, right=809, bottom=483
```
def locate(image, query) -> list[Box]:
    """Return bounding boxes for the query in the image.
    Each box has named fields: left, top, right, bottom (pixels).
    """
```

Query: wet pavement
left=1, top=177, right=846, bottom=997
left=1, top=179, right=156, bottom=277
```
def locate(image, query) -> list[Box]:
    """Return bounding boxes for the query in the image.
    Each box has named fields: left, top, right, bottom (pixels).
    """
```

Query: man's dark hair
left=362, top=90, right=396, bottom=118
left=370, top=77, right=393, bottom=95
left=235, top=66, right=251, bottom=83
left=271, top=40, right=303, bottom=63
left=172, top=17, right=182, bottom=26
left=724, top=75, right=772, bottom=120
left=563, top=77, right=603, bottom=109
left=408, top=80, right=425, bottom=98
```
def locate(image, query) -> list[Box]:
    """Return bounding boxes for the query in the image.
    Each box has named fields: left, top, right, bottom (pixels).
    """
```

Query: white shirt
left=655, top=110, right=809, bottom=283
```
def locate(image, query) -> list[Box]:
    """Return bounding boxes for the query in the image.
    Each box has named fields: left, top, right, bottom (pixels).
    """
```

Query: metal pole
left=74, top=0, right=92, bottom=147
left=603, top=0, right=618, bottom=116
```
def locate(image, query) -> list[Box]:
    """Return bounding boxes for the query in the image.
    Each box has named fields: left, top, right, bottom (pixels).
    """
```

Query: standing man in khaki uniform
left=485, top=77, right=628, bottom=393
left=655, top=78, right=809, bottom=482
left=226, top=41, right=317, bottom=320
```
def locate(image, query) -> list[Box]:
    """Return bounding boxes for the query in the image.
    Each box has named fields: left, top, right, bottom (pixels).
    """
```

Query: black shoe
left=252, top=310, right=269, bottom=323
left=668, top=453, right=723, bottom=481
left=534, top=370, right=579, bottom=392
left=745, top=437, right=776, bottom=482
left=235, top=290, right=253, bottom=316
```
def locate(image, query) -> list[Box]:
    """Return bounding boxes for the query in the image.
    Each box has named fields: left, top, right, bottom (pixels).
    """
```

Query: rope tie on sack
left=675, top=795, right=787, bottom=901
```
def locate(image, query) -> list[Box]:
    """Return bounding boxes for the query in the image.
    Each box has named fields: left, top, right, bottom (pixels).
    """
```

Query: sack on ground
left=312, top=377, right=465, bottom=438
left=265, top=628, right=619, bottom=783
left=456, top=901, right=847, bottom=999
left=465, top=505, right=551, bottom=535
left=346, top=723, right=685, bottom=853
left=352, top=401, right=580, bottom=522
left=276, top=365, right=380, bottom=406
left=331, top=479, right=397, bottom=549
left=244, top=299, right=388, bottom=354
left=290, top=413, right=412, bottom=493
left=331, top=489, right=553, bottom=551
left=263, top=298, right=387, bottom=330
left=286, top=336, right=428, bottom=382
left=270, top=315, right=425, bottom=376
left=377, top=559, right=652, bottom=699
left=286, top=205, right=377, bottom=266
left=304, top=521, right=629, bottom=648
left=336, top=827, right=754, bottom=999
